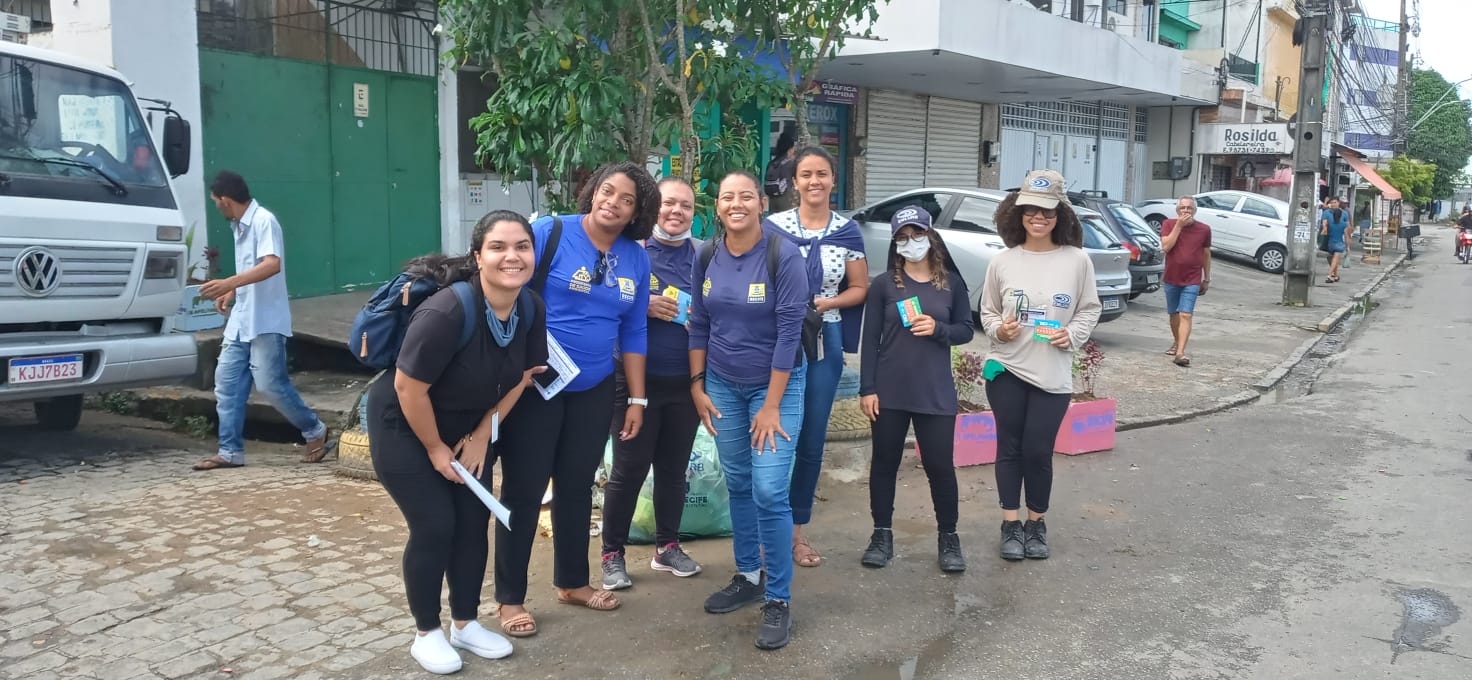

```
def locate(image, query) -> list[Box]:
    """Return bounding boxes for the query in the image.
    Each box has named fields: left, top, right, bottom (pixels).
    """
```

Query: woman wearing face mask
left=762, top=146, right=867, bottom=569
left=689, top=170, right=808, bottom=650
left=600, top=177, right=704, bottom=590
left=367, top=211, right=546, bottom=674
left=858, top=205, right=973, bottom=573
left=493, top=162, right=658, bottom=636
left=980, top=170, right=1101, bottom=562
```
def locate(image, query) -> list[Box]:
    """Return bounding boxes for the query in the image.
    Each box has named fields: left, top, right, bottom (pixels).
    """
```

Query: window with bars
left=196, top=0, right=439, bottom=77
left=1002, top=101, right=1135, bottom=140
left=1134, top=108, right=1148, bottom=143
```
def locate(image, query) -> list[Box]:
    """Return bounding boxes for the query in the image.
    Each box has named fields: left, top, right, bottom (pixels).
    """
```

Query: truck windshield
left=1, top=54, right=174, bottom=207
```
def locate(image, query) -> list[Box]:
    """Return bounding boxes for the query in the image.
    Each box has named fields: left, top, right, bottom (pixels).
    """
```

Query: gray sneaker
left=602, top=553, right=632, bottom=590
left=651, top=543, right=703, bottom=577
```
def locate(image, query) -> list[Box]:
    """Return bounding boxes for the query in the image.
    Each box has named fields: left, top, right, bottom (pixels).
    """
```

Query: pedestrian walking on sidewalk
left=493, top=161, right=657, bottom=633
left=600, top=177, right=704, bottom=591
left=980, top=170, right=1102, bottom=562
left=366, top=211, right=546, bottom=674
left=689, top=170, right=809, bottom=650
left=1321, top=197, right=1351, bottom=282
left=858, top=205, right=974, bottom=573
left=1160, top=196, right=1212, bottom=368
left=764, top=146, right=868, bottom=569
left=193, top=171, right=332, bottom=470
left=764, top=127, right=798, bottom=214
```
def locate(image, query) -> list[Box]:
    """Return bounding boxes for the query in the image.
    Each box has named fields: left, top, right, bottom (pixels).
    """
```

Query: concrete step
left=118, top=369, right=374, bottom=443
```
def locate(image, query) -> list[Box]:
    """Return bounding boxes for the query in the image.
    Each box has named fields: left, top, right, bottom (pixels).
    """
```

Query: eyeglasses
left=894, top=233, right=928, bottom=245
left=592, top=251, right=619, bottom=287
left=1022, top=207, right=1057, bottom=219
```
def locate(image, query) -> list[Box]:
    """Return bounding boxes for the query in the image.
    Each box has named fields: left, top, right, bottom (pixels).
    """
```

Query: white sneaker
left=449, top=620, right=514, bottom=660
left=410, top=629, right=463, bottom=675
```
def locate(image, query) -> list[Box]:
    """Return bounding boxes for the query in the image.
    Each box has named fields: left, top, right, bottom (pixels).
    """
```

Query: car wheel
left=34, top=395, right=84, bottom=431
left=1145, top=214, right=1166, bottom=231
left=1257, top=244, right=1287, bottom=273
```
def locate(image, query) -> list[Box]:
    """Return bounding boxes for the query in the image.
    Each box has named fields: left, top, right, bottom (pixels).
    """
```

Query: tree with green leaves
left=1408, top=67, right=1472, bottom=201
left=1381, top=156, right=1436, bottom=207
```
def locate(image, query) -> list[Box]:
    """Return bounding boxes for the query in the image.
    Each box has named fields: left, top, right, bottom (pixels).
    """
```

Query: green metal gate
left=197, top=1, right=440, bottom=297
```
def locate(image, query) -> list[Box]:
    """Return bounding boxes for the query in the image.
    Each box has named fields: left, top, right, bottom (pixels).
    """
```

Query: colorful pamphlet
left=897, top=296, right=922, bottom=327
left=1033, top=318, right=1061, bottom=342
left=662, top=285, right=692, bottom=325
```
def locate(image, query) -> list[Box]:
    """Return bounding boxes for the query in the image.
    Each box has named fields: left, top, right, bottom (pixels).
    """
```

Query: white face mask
left=653, top=224, right=691, bottom=242
left=896, top=235, right=931, bottom=262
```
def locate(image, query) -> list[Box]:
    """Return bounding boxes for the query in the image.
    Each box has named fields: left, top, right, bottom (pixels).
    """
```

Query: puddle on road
left=848, top=592, right=970, bottom=679
left=1390, top=587, right=1462, bottom=663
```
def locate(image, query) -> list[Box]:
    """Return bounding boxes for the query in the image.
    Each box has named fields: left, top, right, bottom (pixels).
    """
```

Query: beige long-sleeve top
left=979, top=245, right=1102, bottom=394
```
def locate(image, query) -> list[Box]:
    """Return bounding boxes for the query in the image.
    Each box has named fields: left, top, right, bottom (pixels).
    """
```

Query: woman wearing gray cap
left=857, top=205, right=974, bottom=572
left=980, top=170, right=1101, bottom=561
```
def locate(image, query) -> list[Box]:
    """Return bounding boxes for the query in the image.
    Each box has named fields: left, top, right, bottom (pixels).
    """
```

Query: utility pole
left=1392, top=0, right=1409, bottom=156
left=1282, top=0, right=1330, bottom=306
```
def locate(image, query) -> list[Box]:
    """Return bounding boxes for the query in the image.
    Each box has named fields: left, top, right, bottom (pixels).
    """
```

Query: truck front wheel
left=35, top=395, right=84, bottom=431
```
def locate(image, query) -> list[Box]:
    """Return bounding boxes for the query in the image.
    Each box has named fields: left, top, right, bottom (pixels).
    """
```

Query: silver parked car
left=848, top=187, right=1130, bottom=322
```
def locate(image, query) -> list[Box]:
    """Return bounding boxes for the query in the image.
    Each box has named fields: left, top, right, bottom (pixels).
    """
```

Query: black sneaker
left=601, top=553, right=632, bottom=591
left=938, top=532, right=966, bottom=573
left=1023, top=519, right=1050, bottom=559
left=755, top=599, right=791, bottom=650
left=704, top=574, right=765, bottom=614
left=860, top=528, right=894, bottom=568
left=651, top=543, right=703, bottom=577
left=1000, top=520, right=1025, bottom=561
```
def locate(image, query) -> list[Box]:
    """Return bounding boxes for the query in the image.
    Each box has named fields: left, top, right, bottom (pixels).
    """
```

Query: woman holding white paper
left=857, top=204, right=973, bottom=573
left=366, top=210, right=547, bottom=675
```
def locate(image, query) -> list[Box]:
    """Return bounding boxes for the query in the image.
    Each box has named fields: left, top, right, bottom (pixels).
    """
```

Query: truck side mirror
left=162, top=116, right=191, bottom=178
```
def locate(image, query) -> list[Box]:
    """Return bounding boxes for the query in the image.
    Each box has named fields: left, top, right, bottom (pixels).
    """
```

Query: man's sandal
left=794, top=537, right=823, bottom=567
left=192, top=456, right=243, bottom=471
left=1173, top=356, right=1191, bottom=367
left=555, top=589, right=620, bottom=611
left=495, top=604, right=538, bottom=637
left=301, top=432, right=338, bottom=463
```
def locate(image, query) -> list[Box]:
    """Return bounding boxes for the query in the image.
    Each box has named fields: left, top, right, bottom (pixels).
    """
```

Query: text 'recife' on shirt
left=531, top=214, right=651, bottom=392
left=688, top=235, right=808, bottom=386
left=979, top=245, right=1102, bottom=395
left=645, top=237, right=698, bottom=377
left=859, top=270, right=975, bottom=416
left=225, top=200, right=293, bottom=343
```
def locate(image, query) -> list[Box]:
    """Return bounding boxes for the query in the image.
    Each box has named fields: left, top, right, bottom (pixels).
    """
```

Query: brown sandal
left=300, top=431, right=338, bottom=463
left=556, top=588, right=620, bottom=611
left=192, top=456, right=243, bottom=471
left=793, top=537, right=823, bottom=567
left=1173, top=355, right=1191, bottom=367
left=495, top=604, right=538, bottom=638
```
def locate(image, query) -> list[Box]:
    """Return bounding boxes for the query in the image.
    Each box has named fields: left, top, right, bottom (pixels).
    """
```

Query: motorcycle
left=1460, top=228, right=1472, bottom=264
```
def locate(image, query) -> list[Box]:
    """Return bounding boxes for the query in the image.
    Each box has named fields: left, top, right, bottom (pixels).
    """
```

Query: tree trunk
left=793, top=94, right=812, bottom=148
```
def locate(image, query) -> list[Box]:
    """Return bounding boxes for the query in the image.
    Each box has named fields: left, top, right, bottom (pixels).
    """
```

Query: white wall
left=1143, top=106, right=1203, bottom=200
left=45, top=0, right=209, bottom=272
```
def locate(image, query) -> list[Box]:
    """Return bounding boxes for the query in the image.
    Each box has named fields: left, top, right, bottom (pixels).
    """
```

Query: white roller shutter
left=999, top=128, right=1036, bottom=191
left=923, top=97, right=981, bottom=188
left=864, top=90, right=927, bottom=203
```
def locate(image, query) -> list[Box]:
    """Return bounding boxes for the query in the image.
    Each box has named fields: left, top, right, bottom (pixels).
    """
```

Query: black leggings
left=603, top=373, right=700, bottom=553
left=869, top=409, right=959, bottom=534
left=493, top=375, right=615, bottom=605
left=985, top=371, right=1071, bottom=514
left=367, top=397, right=490, bottom=632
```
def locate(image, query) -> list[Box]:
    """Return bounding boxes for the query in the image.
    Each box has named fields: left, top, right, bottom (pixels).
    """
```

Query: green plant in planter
left=950, top=347, right=988, bottom=412
left=1071, top=339, right=1105, bottom=402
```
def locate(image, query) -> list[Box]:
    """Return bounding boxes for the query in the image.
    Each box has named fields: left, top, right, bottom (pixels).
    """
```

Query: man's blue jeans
left=704, top=368, right=806, bottom=602
left=790, top=320, right=843, bottom=525
left=214, top=333, right=326, bottom=464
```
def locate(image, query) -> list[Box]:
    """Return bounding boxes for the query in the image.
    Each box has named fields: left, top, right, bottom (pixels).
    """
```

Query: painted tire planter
left=335, top=428, right=376, bottom=481
left=922, top=398, right=1118, bottom=466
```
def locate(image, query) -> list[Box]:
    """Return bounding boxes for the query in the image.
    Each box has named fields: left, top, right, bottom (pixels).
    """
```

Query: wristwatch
left=628, top=397, right=649, bottom=407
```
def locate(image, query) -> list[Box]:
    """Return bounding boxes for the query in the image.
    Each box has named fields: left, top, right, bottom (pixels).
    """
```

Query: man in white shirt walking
left=193, top=171, right=332, bottom=470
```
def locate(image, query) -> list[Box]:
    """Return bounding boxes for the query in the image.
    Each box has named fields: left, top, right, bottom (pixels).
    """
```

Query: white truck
left=0, top=41, right=198, bottom=430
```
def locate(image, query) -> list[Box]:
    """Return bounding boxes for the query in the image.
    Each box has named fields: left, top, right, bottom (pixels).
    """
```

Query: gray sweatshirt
left=979, top=245, right=1102, bottom=394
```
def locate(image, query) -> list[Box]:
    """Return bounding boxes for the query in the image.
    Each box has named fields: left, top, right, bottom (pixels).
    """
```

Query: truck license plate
left=1102, top=298, right=1122, bottom=311
left=1147, top=274, right=1160, bottom=284
left=8, top=354, right=83, bottom=385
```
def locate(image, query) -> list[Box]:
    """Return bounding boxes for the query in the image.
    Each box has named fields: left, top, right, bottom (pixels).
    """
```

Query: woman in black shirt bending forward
left=857, top=205, right=974, bottom=573
left=368, top=210, right=547, bottom=675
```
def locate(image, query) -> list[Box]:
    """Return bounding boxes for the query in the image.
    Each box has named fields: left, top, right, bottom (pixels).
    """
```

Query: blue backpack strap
left=451, top=280, right=477, bottom=351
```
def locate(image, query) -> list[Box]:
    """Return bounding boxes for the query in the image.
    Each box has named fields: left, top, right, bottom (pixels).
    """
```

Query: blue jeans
left=704, top=368, right=806, bottom=602
left=214, top=333, right=326, bottom=464
left=790, top=320, right=843, bottom=525
left=1163, top=283, right=1200, bottom=316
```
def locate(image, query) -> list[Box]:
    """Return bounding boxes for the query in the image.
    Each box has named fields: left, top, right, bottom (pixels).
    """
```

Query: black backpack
left=347, top=217, right=563, bottom=369
left=696, top=233, right=821, bottom=361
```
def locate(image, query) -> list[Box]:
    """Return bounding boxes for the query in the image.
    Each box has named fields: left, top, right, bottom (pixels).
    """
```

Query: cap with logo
left=889, top=205, right=933, bottom=235
left=1014, top=169, right=1067, bottom=210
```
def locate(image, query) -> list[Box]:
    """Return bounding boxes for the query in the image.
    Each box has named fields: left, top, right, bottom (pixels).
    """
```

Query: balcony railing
left=1226, top=52, right=1259, bottom=84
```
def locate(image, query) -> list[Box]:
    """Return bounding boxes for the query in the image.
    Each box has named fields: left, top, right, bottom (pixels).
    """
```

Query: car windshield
left=0, top=55, right=168, bottom=189
left=1108, top=205, right=1160, bottom=245
left=1081, top=217, right=1117, bottom=249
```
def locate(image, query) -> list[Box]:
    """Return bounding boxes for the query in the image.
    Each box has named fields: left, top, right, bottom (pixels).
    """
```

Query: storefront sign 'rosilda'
left=1196, top=123, right=1294, bottom=156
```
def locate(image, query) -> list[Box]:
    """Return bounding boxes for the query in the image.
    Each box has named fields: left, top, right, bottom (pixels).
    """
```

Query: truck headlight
left=157, top=225, right=184, bottom=241
left=145, top=253, right=181, bottom=279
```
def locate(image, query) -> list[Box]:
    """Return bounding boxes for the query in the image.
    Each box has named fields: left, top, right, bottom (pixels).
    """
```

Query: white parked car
left=1136, top=190, right=1290, bottom=273
left=847, top=188, right=1130, bottom=322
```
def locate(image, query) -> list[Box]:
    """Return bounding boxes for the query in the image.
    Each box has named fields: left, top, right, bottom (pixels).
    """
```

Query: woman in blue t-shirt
left=689, top=170, right=809, bottom=650
left=600, top=177, right=705, bottom=590
left=493, top=161, right=657, bottom=636
left=1321, top=196, right=1351, bottom=283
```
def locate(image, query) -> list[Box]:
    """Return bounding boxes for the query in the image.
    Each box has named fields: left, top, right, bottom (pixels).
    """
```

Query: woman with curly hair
left=493, top=161, right=659, bottom=636
left=857, top=204, right=974, bottom=573
left=979, top=170, right=1101, bottom=562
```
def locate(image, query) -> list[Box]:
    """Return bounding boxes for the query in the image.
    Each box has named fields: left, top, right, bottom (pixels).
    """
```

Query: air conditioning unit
left=1, top=11, right=31, bottom=43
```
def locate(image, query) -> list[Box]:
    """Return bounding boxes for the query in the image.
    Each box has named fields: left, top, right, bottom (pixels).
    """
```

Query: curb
left=1119, top=251, right=1409, bottom=432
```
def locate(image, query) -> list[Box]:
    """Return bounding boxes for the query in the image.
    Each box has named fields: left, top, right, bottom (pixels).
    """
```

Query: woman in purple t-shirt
left=688, top=171, right=809, bottom=650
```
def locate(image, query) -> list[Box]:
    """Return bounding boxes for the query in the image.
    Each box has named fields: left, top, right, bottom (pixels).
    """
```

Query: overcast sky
left=1358, top=0, right=1472, bottom=93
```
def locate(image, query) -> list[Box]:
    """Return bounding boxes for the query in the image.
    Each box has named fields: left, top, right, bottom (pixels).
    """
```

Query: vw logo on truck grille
left=15, top=247, right=63, bottom=297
